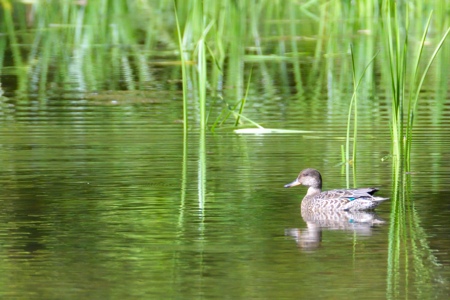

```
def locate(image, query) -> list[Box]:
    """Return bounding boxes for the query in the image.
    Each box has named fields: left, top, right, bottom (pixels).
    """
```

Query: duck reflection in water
left=284, top=168, right=389, bottom=250
left=285, top=210, right=385, bottom=250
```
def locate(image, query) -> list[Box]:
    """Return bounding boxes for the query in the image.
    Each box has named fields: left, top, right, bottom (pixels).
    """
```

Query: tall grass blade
left=405, top=18, right=450, bottom=170
left=234, top=68, right=252, bottom=127
left=174, top=1, right=188, bottom=132
left=346, top=45, right=377, bottom=187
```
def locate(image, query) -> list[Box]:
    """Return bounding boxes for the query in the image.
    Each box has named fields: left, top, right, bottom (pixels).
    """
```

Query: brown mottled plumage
left=284, top=168, right=389, bottom=212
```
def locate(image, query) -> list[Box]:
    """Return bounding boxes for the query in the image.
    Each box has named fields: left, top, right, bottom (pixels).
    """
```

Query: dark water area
left=0, top=86, right=449, bottom=299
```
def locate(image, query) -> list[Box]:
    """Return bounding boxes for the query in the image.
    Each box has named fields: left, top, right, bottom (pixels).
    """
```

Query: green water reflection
left=0, top=108, right=448, bottom=298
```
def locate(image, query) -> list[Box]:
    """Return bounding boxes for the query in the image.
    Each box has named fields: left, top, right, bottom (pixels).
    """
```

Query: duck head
left=284, top=168, right=323, bottom=189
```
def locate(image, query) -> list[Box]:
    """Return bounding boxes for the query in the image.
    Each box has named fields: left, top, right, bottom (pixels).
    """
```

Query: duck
left=284, top=168, right=389, bottom=211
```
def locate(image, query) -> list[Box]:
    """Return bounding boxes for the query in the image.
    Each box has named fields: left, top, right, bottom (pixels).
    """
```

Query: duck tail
left=372, top=196, right=389, bottom=202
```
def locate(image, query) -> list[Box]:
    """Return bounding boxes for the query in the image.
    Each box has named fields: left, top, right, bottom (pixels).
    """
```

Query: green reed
left=174, top=1, right=188, bottom=132
left=344, top=45, right=377, bottom=187
left=380, top=3, right=449, bottom=298
left=1, top=0, right=449, bottom=132
left=404, top=19, right=450, bottom=170
left=381, top=2, right=450, bottom=169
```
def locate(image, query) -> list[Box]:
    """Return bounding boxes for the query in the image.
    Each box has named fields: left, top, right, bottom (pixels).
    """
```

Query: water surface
left=0, top=88, right=449, bottom=299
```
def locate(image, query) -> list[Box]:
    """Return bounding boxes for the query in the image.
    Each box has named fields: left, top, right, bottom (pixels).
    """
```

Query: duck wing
left=317, top=188, right=378, bottom=200
left=317, top=188, right=388, bottom=211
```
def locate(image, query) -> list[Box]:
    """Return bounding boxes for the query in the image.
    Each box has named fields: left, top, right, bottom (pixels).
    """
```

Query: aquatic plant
left=380, top=3, right=449, bottom=169
left=344, top=45, right=377, bottom=187
left=379, top=3, right=449, bottom=298
left=0, top=0, right=448, bottom=139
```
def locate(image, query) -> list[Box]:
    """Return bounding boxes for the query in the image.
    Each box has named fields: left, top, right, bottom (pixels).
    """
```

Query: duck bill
left=284, top=179, right=301, bottom=188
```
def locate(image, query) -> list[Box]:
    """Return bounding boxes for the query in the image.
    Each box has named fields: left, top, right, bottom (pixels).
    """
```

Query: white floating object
left=234, top=128, right=312, bottom=134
